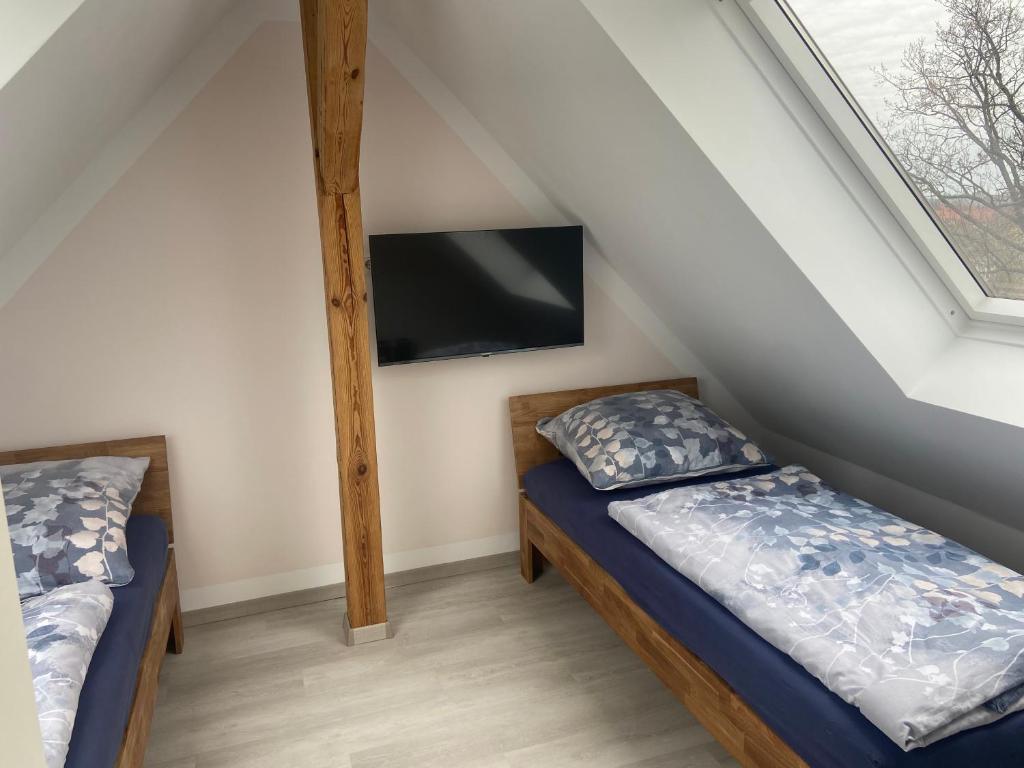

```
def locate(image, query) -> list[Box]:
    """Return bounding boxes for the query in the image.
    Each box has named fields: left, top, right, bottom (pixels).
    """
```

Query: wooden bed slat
left=509, top=379, right=808, bottom=768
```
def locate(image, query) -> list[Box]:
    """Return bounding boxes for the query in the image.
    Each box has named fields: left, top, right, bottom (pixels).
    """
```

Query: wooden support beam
left=316, top=188, right=387, bottom=630
left=301, top=0, right=366, bottom=195
left=300, top=0, right=388, bottom=638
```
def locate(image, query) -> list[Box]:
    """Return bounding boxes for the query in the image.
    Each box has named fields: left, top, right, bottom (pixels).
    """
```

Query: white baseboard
left=382, top=532, right=519, bottom=574
left=180, top=531, right=519, bottom=612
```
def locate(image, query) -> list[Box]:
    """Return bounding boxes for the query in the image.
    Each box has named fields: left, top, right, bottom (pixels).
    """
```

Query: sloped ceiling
left=373, top=0, right=1024, bottom=562
left=0, top=0, right=235, bottom=260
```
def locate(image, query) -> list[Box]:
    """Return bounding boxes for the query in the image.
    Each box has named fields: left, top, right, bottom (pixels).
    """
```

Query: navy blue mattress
left=65, top=515, right=169, bottom=768
left=524, top=459, right=1024, bottom=768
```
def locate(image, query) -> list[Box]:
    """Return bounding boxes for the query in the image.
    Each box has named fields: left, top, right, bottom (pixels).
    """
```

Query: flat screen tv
left=369, top=225, right=584, bottom=366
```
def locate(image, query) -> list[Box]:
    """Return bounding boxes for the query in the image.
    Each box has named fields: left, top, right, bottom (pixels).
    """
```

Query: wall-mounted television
left=368, top=225, right=584, bottom=366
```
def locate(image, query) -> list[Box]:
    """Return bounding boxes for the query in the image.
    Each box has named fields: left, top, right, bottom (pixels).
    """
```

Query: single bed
left=1, top=436, right=183, bottom=768
left=510, top=379, right=1024, bottom=768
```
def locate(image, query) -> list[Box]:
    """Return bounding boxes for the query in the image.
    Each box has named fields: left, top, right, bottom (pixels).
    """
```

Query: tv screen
left=369, top=225, right=584, bottom=366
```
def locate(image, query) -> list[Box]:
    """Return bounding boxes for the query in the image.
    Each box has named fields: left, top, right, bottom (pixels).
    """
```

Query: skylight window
left=784, top=0, right=1024, bottom=302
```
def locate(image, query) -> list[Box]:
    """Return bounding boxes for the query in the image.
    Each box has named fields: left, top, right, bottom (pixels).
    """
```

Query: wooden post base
left=342, top=613, right=393, bottom=646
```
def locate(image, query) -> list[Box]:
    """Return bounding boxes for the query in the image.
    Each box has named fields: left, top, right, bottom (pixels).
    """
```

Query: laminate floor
left=145, top=565, right=741, bottom=768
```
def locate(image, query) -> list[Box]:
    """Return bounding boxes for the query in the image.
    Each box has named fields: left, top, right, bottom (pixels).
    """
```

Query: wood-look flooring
left=145, top=565, right=741, bottom=768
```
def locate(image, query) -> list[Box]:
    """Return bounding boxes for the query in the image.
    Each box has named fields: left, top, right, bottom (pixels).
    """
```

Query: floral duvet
left=22, top=580, right=114, bottom=768
left=609, top=466, right=1024, bottom=750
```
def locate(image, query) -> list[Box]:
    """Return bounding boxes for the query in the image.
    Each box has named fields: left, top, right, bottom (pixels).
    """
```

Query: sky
left=786, top=0, right=948, bottom=121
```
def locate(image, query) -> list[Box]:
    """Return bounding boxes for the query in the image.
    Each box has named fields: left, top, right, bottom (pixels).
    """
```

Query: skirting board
left=180, top=531, right=519, bottom=614
left=342, top=615, right=393, bottom=646
left=183, top=549, right=518, bottom=627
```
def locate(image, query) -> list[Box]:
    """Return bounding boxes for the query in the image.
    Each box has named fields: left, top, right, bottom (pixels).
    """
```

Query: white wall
left=0, top=21, right=692, bottom=610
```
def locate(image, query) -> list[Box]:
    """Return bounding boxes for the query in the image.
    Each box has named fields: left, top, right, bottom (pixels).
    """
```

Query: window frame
left=738, top=0, right=1024, bottom=326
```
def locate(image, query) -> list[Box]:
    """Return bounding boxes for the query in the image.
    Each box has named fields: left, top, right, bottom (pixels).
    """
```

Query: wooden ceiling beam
left=302, top=0, right=366, bottom=195
left=299, top=0, right=388, bottom=644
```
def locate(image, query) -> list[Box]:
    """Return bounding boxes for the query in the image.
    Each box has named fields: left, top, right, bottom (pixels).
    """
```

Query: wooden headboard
left=0, top=435, right=174, bottom=545
left=508, top=377, right=699, bottom=491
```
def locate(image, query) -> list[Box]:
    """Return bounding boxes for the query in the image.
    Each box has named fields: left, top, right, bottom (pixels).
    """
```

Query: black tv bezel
left=368, top=224, right=585, bottom=367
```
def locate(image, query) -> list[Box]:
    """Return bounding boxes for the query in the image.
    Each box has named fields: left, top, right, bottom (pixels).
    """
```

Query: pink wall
left=0, top=22, right=677, bottom=608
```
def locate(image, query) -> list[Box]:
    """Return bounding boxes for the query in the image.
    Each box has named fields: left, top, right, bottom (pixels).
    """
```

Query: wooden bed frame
left=509, top=379, right=809, bottom=768
left=0, top=435, right=183, bottom=768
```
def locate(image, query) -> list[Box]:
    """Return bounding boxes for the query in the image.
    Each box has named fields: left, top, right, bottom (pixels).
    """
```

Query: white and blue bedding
left=22, top=580, right=114, bottom=768
left=609, top=466, right=1024, bottom=751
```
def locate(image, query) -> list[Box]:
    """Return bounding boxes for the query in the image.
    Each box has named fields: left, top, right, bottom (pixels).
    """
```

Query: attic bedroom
left=3, top=1, right=1024, bottom=766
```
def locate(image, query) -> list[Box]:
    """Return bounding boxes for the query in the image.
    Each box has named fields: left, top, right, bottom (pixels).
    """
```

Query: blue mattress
left=523, top=458, right=1024, bottom=768
left=65, top=515, right=169, bottom=768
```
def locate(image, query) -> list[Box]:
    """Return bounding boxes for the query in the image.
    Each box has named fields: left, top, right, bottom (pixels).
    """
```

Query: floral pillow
left=537, top=389, right=770, bottom=491
left=2, top=456, right=149, bottom=599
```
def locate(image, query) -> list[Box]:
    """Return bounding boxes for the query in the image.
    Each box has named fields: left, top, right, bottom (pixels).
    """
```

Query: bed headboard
left=508, top=377, right=699, bottom=491
left=0, top=435, right=175, bottom=545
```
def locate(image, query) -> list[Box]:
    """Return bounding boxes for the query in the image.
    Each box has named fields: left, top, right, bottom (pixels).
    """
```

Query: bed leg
left=168, top=599, right=184, bottom=654
left=519, top=496, right=543, bottom=583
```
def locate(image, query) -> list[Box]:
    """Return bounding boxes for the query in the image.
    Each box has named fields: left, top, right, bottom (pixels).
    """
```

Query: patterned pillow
left=22, top=580, right=114, bottom=768
left=537, top=389, right=770, bottom=491
left=2, top=456, right=149, bottom=599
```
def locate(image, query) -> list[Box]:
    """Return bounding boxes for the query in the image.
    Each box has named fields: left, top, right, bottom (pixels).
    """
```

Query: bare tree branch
left=875, top=0, right=1024, bottom=298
